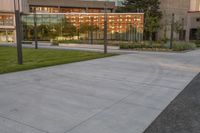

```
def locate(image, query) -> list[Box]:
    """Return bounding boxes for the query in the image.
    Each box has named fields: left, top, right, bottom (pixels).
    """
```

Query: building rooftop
left=28, top=0, right=116, bottom=9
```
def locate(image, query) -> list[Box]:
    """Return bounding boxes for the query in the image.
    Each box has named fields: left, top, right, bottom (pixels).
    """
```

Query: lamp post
left=14, top=0, right=23, bottom=64
left=104, top=1, right=108, bottom=54
left=34, top=8, right=38, bottom=49
left=170, top=13, right=175, bottom=49
left=90, top=17, right=94, bottom=45
left=181, top=18, right=184, bottom=40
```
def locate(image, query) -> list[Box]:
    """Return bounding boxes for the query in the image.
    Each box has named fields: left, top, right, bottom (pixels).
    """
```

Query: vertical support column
left=170, top=13, right=175, bottom=49
left=181, top=18, right=184, bottom=40
left=15, top=9, right=23, bottom=64
left=186, top=14, right=191, bottom=42
left=104, top=2, right=108, bottom=54
left=5, top=30, right=8, bottom=42
left=34, top=8, right=38, bottom=49
left=91, top=17, right=94, bottom=45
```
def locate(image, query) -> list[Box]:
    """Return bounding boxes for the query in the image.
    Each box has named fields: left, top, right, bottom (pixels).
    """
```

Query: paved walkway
left=0, top=43, right=147, bottom=54
left=0, top=48, right=200, bottom=133
left=144, top=73, right=200, bottom=133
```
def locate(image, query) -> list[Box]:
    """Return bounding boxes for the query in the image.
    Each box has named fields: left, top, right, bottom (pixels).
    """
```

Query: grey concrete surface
left=0, top=43, right=168, bottom=55
left=144, top=73, right=200, bottom=133
left=0, top=48, right=200, bottom=133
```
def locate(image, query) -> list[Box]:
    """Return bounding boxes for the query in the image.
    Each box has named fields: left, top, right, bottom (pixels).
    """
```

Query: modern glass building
left=0, top=13, right=15, bottom=42
left=1, top=0, right=198, bottom=43
left=0, top=0, right=15, bottom=42
left=22, top=13, right=144, bottom=43
left=0, top=0, right=144, bottom=44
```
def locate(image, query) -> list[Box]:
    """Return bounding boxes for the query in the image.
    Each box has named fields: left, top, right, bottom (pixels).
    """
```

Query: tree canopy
left=116, top=0, right=162, bottom=41
left=196, top=27, right=200, bottom=40
left=117, top=0, right=162, bottom=19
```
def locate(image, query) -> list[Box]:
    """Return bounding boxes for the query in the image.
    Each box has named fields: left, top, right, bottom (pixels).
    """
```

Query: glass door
left=0, top=29, right=14, bottom=42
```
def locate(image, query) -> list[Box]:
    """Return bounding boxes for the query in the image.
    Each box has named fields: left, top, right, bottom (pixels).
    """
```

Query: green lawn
left=0, top=46, right=115, bottom=74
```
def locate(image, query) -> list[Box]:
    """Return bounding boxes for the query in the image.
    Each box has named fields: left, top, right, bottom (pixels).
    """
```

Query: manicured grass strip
left=0, top=46, right=115, bottom=74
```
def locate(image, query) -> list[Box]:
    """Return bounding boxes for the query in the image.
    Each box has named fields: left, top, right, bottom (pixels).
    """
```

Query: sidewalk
left=1, top=42, right=189, bottom=55
left=144, top=73, right=200, bottom=133
left=0, top=48, right=199, bottom=133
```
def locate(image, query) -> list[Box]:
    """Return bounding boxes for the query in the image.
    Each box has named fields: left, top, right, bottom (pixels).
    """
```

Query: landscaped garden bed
left=120, top=41, right=197, bottom=52
left=195, top=40, right=200, bottom=47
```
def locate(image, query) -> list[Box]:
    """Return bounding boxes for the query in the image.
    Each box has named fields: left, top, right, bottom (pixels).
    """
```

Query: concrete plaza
left=0, top=49, right=200, bottom=133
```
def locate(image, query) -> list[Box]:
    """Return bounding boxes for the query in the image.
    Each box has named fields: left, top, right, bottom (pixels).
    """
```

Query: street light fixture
left=104, top=1, right=108, bottom=54
left=181, top=18, right=184, bottom=40
left=170, top=13, right=175, bottom=49
left=34, top=8, right=38, bottom=49
left=14, top=0, right=23, bottom=64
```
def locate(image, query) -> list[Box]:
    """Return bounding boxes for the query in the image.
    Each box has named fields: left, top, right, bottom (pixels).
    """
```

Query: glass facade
left=0, top=30, right=14, bottom=42
left=22, top=13, right=144, bottom=44
left=0, top=14, right=15, bottom=42
left=0, top=14, right=14, bottom=26
left=30, top=6, right=110, bottom=13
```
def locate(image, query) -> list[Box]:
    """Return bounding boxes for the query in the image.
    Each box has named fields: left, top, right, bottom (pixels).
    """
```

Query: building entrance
left=0, top=29, right=14, bottom=42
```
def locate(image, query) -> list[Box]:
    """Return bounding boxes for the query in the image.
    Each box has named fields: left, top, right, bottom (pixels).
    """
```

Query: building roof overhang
left=188, top=11, right=200, bottom=13
left=28, top=0, right=116, bottom=9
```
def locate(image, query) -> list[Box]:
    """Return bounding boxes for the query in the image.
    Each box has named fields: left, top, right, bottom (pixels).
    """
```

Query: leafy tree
left=119, top=0, right=162, bottom=18
left=117, top=0, right=162, bottom=41
left=145, top=15, right=160, bottom=45
left=174, top=20, right=185, bottom=40
left=196, top=27, right=200, bottom=40
left=37, top=24, right=52, bottom=40
left=79, top=23, right=99, bottom=34
left=79, top=23, right=99, bottom=43
left=22, top=23, right=34, bottom=41
left=60, top=18, right=77, bottom=38
left=49, top=25, right=57, bottom=38
left=174, top=21, right=183, bottom=34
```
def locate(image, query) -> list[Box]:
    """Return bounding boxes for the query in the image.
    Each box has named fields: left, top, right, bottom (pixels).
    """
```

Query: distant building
left=24, top=0, right=116, bottom=13
left=1, top=0, right=199, bottom=43
left=158, top=0, right=200, bottom=41
left=0, top=0, right=144, bottom=43
left=186, top=0, right=200, bottom=40
left=90, top=0, right=200, bottom=41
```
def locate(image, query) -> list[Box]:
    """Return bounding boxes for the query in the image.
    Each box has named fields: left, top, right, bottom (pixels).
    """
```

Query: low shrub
left=120, top=42, right=166, bottom=50
left=195, top=40, right=200, bottom=47
left=120, top=41, right=196, bottom=51
left=22, top=41, right=32, bottom=44
left=172, top=42, right=196, bottom=51
left=153, top=43, right=166, bottom=49
left=58, top=40, right=83, bottom=44
left=120, top=44, right=129, bottom=49
left=51, top=40, right=59, bottom=46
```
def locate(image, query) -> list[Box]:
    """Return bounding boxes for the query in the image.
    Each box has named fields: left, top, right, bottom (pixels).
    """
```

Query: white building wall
left=158, top=0, right=190, bottom=40
left=0, top=0, right=15, bottom=12
left=0, top=0, right=28, bottom=12
left=190, top=0, right=200, bottom=11
left=83, top=0, right=124, bottom=6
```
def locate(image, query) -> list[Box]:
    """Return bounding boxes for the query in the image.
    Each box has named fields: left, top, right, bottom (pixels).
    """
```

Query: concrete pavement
left=0, top=43, right=159, bottom=54
left=0, top=49, right=200, bottom=133
left=144, top=73, right=200, bottom=133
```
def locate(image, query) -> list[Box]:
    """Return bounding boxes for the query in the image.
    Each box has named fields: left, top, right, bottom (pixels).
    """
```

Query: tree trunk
left=149, top=32, right=153, bottom=46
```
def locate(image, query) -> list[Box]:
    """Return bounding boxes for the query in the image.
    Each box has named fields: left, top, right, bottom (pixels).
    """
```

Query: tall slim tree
left=196, top=27, right=200, bottom=40
left=117, top=0, right=162, bottom=41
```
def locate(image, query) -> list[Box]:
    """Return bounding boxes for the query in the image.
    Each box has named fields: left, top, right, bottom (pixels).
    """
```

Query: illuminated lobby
left=0, top=0, right=144, bottom=44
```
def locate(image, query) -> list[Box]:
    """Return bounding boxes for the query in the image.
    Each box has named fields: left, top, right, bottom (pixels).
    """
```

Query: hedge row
left=120, top=41, right=196, bottom=51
